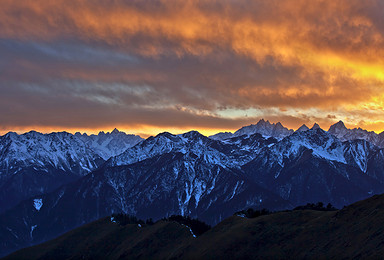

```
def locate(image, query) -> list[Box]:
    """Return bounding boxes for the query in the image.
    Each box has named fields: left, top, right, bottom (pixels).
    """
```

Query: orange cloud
left=1, top=0, right=384, bottom=135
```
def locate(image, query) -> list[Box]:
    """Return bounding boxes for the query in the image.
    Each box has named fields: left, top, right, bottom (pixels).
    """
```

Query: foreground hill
left=3, top=218, right=193, bottom=260
left=5, top=193, right=384, bottom=259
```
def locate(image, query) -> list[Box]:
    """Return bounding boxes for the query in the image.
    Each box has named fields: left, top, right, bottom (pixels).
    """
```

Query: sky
left=1, top=0, right=384, bottom=137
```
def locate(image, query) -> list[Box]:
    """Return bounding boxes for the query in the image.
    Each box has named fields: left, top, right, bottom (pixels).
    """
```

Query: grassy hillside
left=3, top=218, right=193, bottom=260
left=5, top=194, right=384, bottom=259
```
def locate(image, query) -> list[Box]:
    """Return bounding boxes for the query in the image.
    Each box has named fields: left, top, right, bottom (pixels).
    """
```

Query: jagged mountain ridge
left=2, top=120, right=384, bottom=256
left=0, top=120, right=382, bottom=216
left=0, top=130, right=142, bottom=214
left=328, top=120, right=384, bottom=147
left=242, top=128, right=384, bottom=207
left=0, top=131, right=104, bottom=213
left=296, top=124, right=310, bottom=132
left=75, top=128, right=143, bottom=160
left=0, top=150, right=290, bottom=256
left=210, top=119, right=294, bottom=140
left=210, top=119, right=384, bottom=147
left=109, top=131, right=274, bottom=168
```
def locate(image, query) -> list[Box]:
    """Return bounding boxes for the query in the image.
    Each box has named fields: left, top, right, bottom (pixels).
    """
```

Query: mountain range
left=1, top=119, right=384, bottom=256
left=0, top=129, right=142, bottom=214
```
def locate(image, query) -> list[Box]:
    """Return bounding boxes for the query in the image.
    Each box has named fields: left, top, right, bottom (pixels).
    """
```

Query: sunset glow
left=1, top=0, right=384, bottom=136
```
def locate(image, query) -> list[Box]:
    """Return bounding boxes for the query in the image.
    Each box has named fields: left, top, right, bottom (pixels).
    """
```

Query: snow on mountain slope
left=342, top=139, right=376, bottom=173
left=243, top=128, right=381, bottom=181
left=3, top=123, right=384, bottom=256
left=221, top=133, right=278, bottom=154
left=233, top=119, right=294, bottom=139
left=263, top=129, right=347, bottom=167
left=210, top=120, right=384, bottom=149
left=328, top=121, right=383, bottom=147
left=0, top=150, right=291, bottom=257
left=109, top=131, right=255, bottom=168
left=209, top=119, right=293, bottom=140
left=75, top=129, right=143, bottom=160
left=0, top=131, right=102, bottom=175
left=0, top=131, right=105, bottom=213
left=242, top=129, right=384, bottom=207
left=209, top=132, right=233, bottom=141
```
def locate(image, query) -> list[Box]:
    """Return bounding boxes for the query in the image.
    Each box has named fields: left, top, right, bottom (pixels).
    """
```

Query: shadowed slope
left=4, top=218, right=193, bottom=260
left=176, top=194, right=384, bottom=259
left=5, top=194, right=384, bottom=259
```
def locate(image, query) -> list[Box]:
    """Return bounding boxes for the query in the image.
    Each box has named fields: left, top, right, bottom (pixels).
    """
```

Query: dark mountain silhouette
left=5, top=194, right=384, bottom=259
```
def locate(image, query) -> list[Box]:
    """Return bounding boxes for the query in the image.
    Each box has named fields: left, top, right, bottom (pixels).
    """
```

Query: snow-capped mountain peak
left=75, top=130, right=143, bottom=160
left=3, top=121, right=384, bottom=257
left=233, top=119, right=294, bottom=139
left=327, top=121, right=383, bottom=147
left=249, top=127, right=379, bottom=176
left=296, top=124, right=309, bottom=132
left=267, top=128, right=346, bottom=165
left=109, top=130, right=256, bottom=168
left=0, top=131, right=103, bottom=174
left=311, top=123, right=321, bottom=130
left=209, top=132, right=233, bottom=141
left=111, top=128, right=120, bottom=135
left=328, top=121, right=347, bottom=134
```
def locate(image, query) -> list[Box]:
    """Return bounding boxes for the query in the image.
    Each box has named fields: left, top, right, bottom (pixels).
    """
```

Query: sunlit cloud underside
left=1, top=0, right=384, bottom=136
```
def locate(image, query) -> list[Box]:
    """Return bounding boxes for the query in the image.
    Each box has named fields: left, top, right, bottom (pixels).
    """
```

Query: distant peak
left=156, top=132, right=175, bottom=139
left=184, top=130, right=201, bottom=135
left=256, top=118, right=269, bottom=125
left=311, top=123, right=321, bottom=130
left=182, top=130, right=205, bottom=139
left=75, top=132, right=88, bottom=137
left=275, top=122, right=283, bottom=127
left=5, top=131, right=18, bottom=139
left=257, top=118, right=273, bottom=125
left=328, top=120, right=347, bottom=133
left=209, top=132, right=233, bottom=140
left=296, top=124, right=309, bottom=132
left=25, top=130, right=40, bottom=138
left=335, top=121, right=346, bottom=128
left=111, top=128, right=120, bottom=134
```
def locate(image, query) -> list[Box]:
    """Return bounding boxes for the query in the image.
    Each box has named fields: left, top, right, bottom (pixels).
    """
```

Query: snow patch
left=30, top=225, right=37, bottom=238
left=228, top=181, right=241, bottom=200
left=182, top=224, right=196, bottom=238
left=33, top=198, right=43, bottom=211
